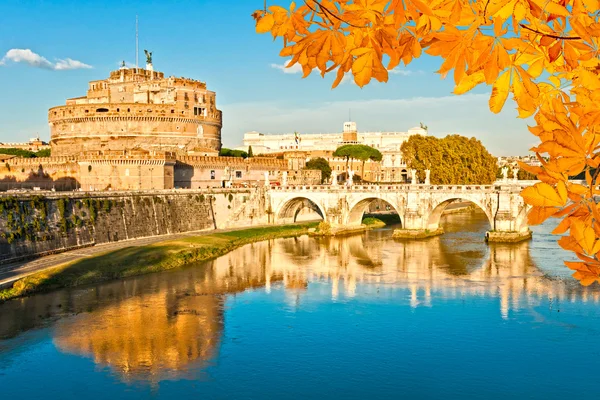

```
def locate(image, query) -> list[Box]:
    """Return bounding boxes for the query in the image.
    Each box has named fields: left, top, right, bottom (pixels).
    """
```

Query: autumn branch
left=519, top=24, right=581, bottom=40
left=305, top=0, right=365, bottom=28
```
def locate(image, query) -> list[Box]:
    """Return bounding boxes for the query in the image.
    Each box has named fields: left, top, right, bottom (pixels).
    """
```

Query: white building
left=236, top=122, right=427, bottom=183
left=238, top=122, right=427, bottom=154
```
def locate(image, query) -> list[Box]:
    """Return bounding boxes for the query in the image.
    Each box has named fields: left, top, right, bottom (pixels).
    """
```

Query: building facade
left=0, top=137, right=50, bottom=152
left=48, top=61, right=222, bottom=157
left=238, top=122, right=427, bottom=183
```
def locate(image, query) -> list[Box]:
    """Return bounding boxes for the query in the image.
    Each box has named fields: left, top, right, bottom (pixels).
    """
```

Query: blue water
left=1, top=211, right=599, bottom=399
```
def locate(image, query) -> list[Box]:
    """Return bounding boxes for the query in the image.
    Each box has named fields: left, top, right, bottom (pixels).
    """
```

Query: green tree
left=0, top=148, right=36, bottom=158
left=333, top=144, right=382, bottom=182
left=247, top=146, right=254, bottom=158
left=36, top=149, right=51, bottom=157
left=305, top=157, right=332, bottom=184
left=219, top=148, right=248, bottom=158
left=401, top=135, right=496, bottom=185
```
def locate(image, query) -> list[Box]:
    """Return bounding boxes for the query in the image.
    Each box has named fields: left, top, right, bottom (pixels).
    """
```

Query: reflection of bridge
left=3, top=225, right=599, bottom=383
left=267, top=184, right=531, bottom=241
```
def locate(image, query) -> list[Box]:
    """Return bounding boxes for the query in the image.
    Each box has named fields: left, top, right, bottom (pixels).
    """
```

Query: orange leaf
left=521, top=182, right=567, bottom=207
left=527, top=206, right=558, bottom=225
left=489, top=70, right=511, bottom=114
left=256, top=13, right=275, bottom=34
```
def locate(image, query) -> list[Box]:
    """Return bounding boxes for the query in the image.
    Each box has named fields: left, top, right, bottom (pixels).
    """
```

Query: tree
left=0, top=148, right=51, bottom=158
left=248, top=146, right=254, bottom=157
left=402, top=135, right=497, bottom=184
left=219, top=148, right=248, bottom=158
left=253, top=1, right=600, bottom=285
left=333, top=144, right=382, bottom=181
left=305, top=157, right=332, bottom=183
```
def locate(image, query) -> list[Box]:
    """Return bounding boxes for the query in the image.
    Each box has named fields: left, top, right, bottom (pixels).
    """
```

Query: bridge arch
left=426, top=197, right=493, bottom=231
left=275, top=196, right=327, bottom=224
left=346, top=196, right=403, bottom=227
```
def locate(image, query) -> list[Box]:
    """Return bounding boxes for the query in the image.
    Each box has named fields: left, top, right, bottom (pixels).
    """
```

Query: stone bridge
left=266, top=183, right=532, bottom=242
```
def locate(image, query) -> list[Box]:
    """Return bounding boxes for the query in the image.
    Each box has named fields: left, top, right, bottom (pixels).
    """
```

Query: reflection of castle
left=3, top=230, right=599, bottom=384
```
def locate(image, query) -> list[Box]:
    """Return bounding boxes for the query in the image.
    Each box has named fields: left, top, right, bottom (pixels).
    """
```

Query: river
left=1, top=210, right=599, bottom=399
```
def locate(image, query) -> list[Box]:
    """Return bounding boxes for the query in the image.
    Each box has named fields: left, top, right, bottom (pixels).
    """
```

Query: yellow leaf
left=454, top=71, right=485, bottom=95
left=528, top=206, right=559, bottom=225
left=489, top=70, right=511, bottom=114
left=256, top=14, right=275, bottom=34
left=544, top=1, right=570, bottom=16
left=521, top=182, right=567, bottom=207
left=571, top=219, right=597, bottom=255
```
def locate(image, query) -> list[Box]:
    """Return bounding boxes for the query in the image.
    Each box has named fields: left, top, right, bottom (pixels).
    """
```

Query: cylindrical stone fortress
left=49, top=65, right=222, bottom=157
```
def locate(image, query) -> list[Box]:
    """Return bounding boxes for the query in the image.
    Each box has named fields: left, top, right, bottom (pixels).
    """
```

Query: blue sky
left=0, top=0, right=534, bottom=155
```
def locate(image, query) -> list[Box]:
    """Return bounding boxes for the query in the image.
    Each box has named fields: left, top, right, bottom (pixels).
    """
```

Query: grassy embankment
left=361, top=217, right=387, bottom=229
left=0, top=223, right=317, bottom=302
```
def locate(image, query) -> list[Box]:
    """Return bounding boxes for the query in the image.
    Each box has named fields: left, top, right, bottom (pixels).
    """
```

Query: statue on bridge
left=331, top=170, right=337, bottom=186
left=425, top=169, right=431, bottom=185
left=264, top=171, right=270, bottom=187
left=512, top=168, right=519, bottom=182
left=410, top=169, right=417, bottom=185
left=347, top=170, right=354, bottom=186
left=501, top=167, right=509, bottom=183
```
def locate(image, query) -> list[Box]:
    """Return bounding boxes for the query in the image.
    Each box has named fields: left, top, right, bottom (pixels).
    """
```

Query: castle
left=0, top=56, right=318, bottom=191
left=49, top=58, right=222, bottom=157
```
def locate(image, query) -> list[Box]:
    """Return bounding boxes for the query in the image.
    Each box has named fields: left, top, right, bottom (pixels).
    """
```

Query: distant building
left=0, top=136, right=50, bottom=152
left=238, top=122, right=427, bottom=183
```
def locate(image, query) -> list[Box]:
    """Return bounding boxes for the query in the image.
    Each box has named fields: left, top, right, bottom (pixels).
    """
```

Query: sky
left=0, top=0, right=536, bottom=156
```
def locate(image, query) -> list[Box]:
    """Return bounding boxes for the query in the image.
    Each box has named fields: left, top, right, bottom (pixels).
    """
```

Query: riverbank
left=0, top=223, right=317, bottom=302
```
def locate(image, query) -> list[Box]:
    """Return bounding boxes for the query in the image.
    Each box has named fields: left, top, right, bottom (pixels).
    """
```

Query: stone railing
left=267, top=184, right=504, bottom=192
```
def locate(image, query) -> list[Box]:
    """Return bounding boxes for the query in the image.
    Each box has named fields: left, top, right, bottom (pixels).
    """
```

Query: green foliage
left=362, top=217, right=386, bottom=226
left=305, top=157, right=332, bottom=184
left=333, top=144, right=382, bottom=162
left=401, top=135, right=496, bottom=185
left=0, top=148, right=51, bottom=158
left=35, top=149, right=51, bottom=157
left=57, top=198, right=70, bottom=234
left=333, top=144, right=382, bottom=182
left=220, top=148, right=248, bottom=158
left=248, top=145, right=254, bottom=157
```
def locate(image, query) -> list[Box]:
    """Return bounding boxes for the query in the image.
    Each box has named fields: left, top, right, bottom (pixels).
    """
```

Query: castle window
left=117, top=108, right=120, bottom=112
left=235, top=171, right=242, bottom=178
left=96, top=108, right=109, bottom=113
left=127, top=108, right=130, bottom=112
left=171, top=109, right=174, bottom=113
left=85, top=110, right=89, bottom=113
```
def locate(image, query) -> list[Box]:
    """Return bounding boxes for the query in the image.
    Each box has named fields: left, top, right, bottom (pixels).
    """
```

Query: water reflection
left=1, top=211, right=599, bottom=385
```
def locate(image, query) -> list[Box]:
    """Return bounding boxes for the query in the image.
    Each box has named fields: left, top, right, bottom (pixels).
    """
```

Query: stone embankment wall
left=0, top=189, right=270, bottom=261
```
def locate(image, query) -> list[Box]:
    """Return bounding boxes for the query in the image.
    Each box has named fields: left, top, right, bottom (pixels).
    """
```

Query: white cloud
left=0, top=49, right=92, bottom=70
left=270, top=60, right=304, bottom=74
left=54, top=58, right=92, bottom=70
left=389, top=69, right=423, bottom=76
left=220, top=94, right=535, bottom=156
